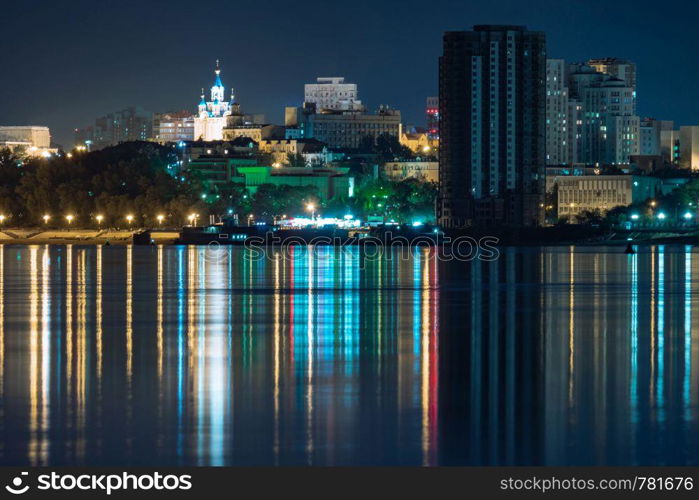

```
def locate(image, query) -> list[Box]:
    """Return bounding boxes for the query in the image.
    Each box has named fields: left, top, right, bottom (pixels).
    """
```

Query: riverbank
left=2, top=227, right=699, bottom=246
left=0, top=229, right=180, bottom=245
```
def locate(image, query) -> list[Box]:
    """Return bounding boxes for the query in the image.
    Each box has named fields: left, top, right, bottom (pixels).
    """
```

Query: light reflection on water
left=0, top=244, right=698, bottom=466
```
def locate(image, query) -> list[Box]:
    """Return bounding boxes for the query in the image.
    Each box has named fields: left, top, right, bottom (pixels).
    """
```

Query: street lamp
left=306, top=203, right=316, bottom=220
left=157, top=214, right=165, bottom=226
left=96, top=214, right=104, bottom=227
left=43, top=214, right=51, bottom=225
left=0, top=215, right=5, bottom=226
left=66, top=214, right=74, bottom=226
left=188, top=213, right=198, bottom=226
left=126, top=214, right=134, bottom=227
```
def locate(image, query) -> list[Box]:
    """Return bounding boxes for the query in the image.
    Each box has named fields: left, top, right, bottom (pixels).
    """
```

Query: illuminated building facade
left=680, top=126, right=699, bottom=171
left=153, top=111, right=195, bottom=143
left=285, top=105, right=401, bottom=149
left=304, top=77, right=363, bottom=112
left=193, top=61, right=234, bottom=141
left=0, top=126, right=56, bottom=156
left=554, top=174, right=663, bottom=218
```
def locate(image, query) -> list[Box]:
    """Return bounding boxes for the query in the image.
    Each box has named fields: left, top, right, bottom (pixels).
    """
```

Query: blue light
left=412, top=221, right=424, bottom=227
left=684, top=212, right=693, bottom=220
left=657, top=212, right=667, bottom=220
left=630, top=213, right=639, bottom=220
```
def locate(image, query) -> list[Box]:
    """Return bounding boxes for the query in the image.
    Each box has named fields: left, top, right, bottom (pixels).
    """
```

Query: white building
left=154, top=112, right=195, bottom=143
left=0, top=126, right=56, bottom=156
left=304, top=77, right=363, bottom=112
left=193, top=61, right=234, bottom=141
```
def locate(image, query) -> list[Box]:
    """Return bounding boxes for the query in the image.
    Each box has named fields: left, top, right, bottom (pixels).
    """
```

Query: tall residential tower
left=438, top=25, right=546, bottom=228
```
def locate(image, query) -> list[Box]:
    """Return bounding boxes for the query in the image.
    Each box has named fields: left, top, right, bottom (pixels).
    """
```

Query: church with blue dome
left=193, top=60, right=234, bottom=141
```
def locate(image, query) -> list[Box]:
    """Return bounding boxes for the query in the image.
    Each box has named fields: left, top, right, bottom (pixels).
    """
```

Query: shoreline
left=0, top=229, right=180, bottom=245
left=2, top=228, right=699, bottom=247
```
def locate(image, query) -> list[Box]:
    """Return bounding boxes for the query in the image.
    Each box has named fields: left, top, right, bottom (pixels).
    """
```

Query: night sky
left=1, top=0, right=697, bottom=148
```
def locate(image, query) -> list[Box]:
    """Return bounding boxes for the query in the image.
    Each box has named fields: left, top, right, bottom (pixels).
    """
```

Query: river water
left=0, top=244, right=696, bottom=466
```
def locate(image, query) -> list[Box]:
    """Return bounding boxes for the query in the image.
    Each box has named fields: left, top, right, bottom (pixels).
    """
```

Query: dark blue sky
left=1, top=0, right=697, bottom=147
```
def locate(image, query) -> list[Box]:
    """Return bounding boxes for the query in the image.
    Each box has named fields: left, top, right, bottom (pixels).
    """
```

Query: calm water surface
left=0, top=244, right=697, bottom=466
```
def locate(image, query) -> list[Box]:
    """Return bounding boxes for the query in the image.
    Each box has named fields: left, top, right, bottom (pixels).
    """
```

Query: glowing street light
left=650, top=200, right=657, bottom=208
left=43, top=214, right=51, bottom=224
left=684, top=212, right=693, bottom=220
left=630, top=213, right=640, bottom=220
left=65, top=214, right=74, bottom=225
left=188, top=213, right=198, bottom=226
left=96, top=214, right=104, bottom=227
left=657, top=212, right=666, bottom=220
left=306, top=203, right=316, bottom=220
left=126, top=214, right=134, bottom=227
left=157, top=214, right=165, bottom=226
left=0, top=214, right=5, bottom=226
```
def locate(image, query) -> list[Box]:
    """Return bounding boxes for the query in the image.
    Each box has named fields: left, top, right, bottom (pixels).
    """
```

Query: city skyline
left=1, top=0, right=698, bottom=148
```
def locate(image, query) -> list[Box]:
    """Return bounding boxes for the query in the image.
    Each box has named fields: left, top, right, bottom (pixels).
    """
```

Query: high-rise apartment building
left=75, top=106, right=152, bottom=150
left=546, top=59, right=569, bottom=165
left=438, top=25, right=546, bottom=228
left=563, top=61, right=639, bottom=165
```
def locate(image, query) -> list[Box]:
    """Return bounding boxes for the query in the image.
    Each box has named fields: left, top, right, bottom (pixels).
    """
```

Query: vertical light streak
left=657, top=246, right=665, bottom=421
left=96, top=246, right=103, bottom=383
left=684, top=247, right=692, bottom=422
left=66, top=245, right=73, bottom=423
left=306, top=247, right=315, bottom=464
left=568, top=246, right=575, bottom=405
left=273, top=254, right=281, bottom=463
left=28, top=246, right=39, bottom=464
left=76, top=250, right=87, bottom=460
left=0, top=246, right=4, bottom=404
left=126, top=245, right=133, bottom=388
left=125, top=245, right=133, bottom=455
left=420, top=248, right=431, bottom=465
left=157, top=245, right=164, bottom=380
left=630, top=252, right=638, bottom=426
